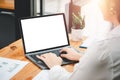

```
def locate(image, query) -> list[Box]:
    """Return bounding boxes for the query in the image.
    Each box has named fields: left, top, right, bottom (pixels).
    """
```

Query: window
left=81, top=0, right=112, bottom=37
left=36, top=0, right=70, bottom=14
left=36, top=0, right=113, bottom=38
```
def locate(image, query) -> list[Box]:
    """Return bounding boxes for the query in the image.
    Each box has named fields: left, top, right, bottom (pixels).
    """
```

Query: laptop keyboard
left=30, top=49, right=74, bottom=63
left=28, top=49, right=78, bottom=69
left=30, top=49, right=61, bottom=61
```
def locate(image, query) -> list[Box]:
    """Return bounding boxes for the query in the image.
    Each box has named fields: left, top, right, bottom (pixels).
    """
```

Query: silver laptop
left=20, top=13, right=78, bottom=69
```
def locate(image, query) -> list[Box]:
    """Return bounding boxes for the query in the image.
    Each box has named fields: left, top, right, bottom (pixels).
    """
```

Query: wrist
left=75, top=54, right=82, bottom=61
left=49, top=65, right=61, bottom=69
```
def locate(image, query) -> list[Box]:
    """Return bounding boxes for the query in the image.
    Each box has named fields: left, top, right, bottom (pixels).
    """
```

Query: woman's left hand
left=36, top=53, right=62, bottom=69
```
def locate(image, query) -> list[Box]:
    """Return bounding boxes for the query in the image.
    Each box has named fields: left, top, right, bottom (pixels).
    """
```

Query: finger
left=58, top=56, right=62, bottom=59
left=48, top=53, right=57, bottom=57
left=41, top=53, right=52, bottom=58
left=41, top=53, right=56, bottom=59
left=42, top=53, right=49, bottom=56
left=60, top=54, right=67, bottom=58
left=60, top=47, right=68, bottom=52
left=36, top=55, right=46, bottom=61
left=49, top=52, right=54, bottom=54
left=36, top=55, right=40, bottom=59
left=58, top=57, right=62, bottom=60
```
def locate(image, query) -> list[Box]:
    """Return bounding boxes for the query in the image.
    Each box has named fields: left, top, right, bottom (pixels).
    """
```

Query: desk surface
left=0, top=0, right=14, bottom=10
left=0, top=37, right=85, bottom=80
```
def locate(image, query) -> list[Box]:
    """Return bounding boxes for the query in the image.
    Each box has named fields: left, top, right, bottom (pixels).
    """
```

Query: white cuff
left=49, top=65, right=71, bottom=80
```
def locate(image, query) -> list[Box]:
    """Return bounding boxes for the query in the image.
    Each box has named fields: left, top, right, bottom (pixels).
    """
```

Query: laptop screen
left=21, top=14, right=69, bottom=53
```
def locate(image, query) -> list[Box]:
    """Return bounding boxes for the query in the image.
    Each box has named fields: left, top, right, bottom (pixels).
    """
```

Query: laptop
left=20, top=13, right=78, bottom=69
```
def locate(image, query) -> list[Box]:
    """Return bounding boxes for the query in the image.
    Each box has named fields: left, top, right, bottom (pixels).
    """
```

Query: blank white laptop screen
left=21, top=14, right=68, bottom=53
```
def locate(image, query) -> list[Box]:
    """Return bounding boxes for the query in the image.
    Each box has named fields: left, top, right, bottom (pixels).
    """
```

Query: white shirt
left=49, top=25, right=120, bottom=80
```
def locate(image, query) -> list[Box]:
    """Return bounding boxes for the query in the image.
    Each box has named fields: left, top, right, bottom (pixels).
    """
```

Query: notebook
left=20, top=13, right=78, bottom=69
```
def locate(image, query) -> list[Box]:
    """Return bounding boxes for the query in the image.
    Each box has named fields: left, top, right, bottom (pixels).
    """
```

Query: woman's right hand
left=60, top=47, right=82, bottom=61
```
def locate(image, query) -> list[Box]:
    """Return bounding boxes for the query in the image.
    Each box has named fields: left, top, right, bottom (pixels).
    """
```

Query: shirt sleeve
left=49, top=65, right=72, bottom=80
left=49, top=42, right=101, bottom=80
left=49, top=41, right=111, bottom=80
left=68, top=41, right=111, bottom=80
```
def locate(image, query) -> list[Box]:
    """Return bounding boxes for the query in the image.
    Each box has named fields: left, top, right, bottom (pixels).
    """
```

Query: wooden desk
left=0, top=38, right=85, bottom=80
left=0, top=0, right=14, bottom=10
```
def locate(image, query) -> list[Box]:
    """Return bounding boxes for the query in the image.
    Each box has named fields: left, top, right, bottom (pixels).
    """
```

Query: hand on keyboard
left=36, top=53, right=62, bottom=69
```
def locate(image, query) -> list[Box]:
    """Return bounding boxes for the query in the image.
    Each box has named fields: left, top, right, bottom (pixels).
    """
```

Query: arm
left=36, top=47, right=82, bottom=80
left=36, top=53, right=72, bottom=80
left=37, top=41, right=110, bottom=80
left=68, top=41, right=110, bottom=80
left=36, top=47, right=82, bottom=68
left=49, top=65, right=72, bottom=80
left=60, top=47, right=82, bottom=61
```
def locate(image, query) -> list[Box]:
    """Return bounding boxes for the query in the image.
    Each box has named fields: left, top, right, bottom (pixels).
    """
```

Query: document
left=0, top=57, right=29, bottom=80
left=32, top=70, right=50, bottom=80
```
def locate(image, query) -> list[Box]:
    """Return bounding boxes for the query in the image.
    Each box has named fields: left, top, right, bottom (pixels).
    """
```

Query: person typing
left=37, top=0, right=120, bottom=80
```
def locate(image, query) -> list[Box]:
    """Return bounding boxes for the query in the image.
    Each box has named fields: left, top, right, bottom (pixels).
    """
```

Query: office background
left=0, top=0, right=112, bottom=48
left=36, top=0, right=112, bottom=38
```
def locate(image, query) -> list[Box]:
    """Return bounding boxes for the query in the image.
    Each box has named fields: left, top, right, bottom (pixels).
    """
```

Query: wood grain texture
left=0, top=0, right=14, bottom=10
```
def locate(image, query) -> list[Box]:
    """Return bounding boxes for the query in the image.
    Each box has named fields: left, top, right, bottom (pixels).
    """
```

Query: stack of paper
left=0, top=57, right=28, bottom=80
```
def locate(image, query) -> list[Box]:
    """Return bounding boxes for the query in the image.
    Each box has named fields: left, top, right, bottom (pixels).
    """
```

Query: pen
left=79, top=46, right=87, bottom=49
